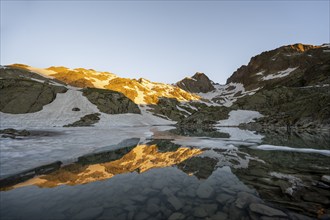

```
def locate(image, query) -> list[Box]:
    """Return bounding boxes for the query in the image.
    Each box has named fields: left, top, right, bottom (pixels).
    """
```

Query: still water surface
left=0, top=127, right=329, bottom=220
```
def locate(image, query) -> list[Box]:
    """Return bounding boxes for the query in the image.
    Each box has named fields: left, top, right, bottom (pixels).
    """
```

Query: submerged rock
left=167, top=196, right=184, bottom=211
left=235, top=192, right=263, bottom=209
left=321, top=175, right=330, bottom=184
left=196, top=183, right=215, bottom=199
left=168, top=212, right=185, bottom=220
left=71, top=206, right=104, bottom=220
left=193, top=206, right=209, bottom=218
left=211, top=211, right=228, bottom=220
left=249, top=203, right=287, bottom=217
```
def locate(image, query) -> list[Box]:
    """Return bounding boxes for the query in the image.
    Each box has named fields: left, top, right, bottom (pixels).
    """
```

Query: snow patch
left=85, top=77, right=111, bottom=89
left=261, top=67, right=298, bottom=80
left=255, top=71, right=265, bottom=76
left=300, top=84, right=330, bottom=89
left=176, top=105, right=192, bottom=115
left=217, top=127, right=264, bottom=142
left=26, top=66, right=57, bottom=77
left=97, top=105, right=175, bottom=127
left=134, top=87, right=146, bottom=104
left=197, top=83, right=251, bottom=107
left=216, top=110, right=263, bottom=126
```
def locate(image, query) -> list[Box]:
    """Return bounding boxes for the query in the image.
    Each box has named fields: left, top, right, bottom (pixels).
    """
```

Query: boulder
left=196, top=183, right=215, bottom=199
left=0, top=79, right=67, bottom=114
left=249, top=203, right=287, bottom=217
left=82, top=88, right=140, bottom=114
left=64, top=113, right=101, bottom=127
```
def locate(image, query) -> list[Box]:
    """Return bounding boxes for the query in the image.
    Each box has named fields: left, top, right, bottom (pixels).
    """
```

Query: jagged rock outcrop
left=227, top=44, right=330, bottom=90
left=0, top=79, right=67, bottom=114
left=148, top=98, right=196, bottom=121
left=179, top=104, right=230, bottom=127
left=176, top=72, right=215, bottom=93
left=82, top=88, right=141, bottom=114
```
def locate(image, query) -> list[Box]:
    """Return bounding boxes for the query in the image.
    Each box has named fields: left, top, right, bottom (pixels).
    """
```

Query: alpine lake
left=0, top=126, right=329, bottom=220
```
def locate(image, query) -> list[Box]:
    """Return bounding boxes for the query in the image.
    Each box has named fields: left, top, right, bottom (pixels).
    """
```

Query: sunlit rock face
left=10, top=144, right=202, bottom=189
left=8, top=64, right=200, bottom=104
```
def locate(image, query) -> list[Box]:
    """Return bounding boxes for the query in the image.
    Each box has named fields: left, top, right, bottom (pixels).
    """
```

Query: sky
left=1, top=1, right=329, bottom=84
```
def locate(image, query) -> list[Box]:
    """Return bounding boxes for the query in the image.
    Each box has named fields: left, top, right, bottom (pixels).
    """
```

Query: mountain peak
left=287, top=43, right=320, bottom=52
left=176, top=72, right=215, bottom=93
left=226, top=43, right=329, bottom=89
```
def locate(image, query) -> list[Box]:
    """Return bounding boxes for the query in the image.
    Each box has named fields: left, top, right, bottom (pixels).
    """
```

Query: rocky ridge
left=1, top=43, right=329, bottom=130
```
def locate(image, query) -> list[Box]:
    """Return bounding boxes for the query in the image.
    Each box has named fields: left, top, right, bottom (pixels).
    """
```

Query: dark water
left=0, top=128, right=329, bottom=220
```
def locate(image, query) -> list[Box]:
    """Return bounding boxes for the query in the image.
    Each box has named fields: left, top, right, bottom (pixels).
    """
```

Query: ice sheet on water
left=0, top=126, right=173, bottom=177
left=252, top=144, right=330, bottom=156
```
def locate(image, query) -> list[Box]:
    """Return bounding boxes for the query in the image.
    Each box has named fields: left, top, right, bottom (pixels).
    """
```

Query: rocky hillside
left=227, top=43, right=330, bottom=90
left=228, top=44, right=330, bottom=130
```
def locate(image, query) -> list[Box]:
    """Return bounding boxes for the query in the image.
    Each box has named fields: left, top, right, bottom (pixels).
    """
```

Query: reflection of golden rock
left=13, top=145, right=202, bottom=189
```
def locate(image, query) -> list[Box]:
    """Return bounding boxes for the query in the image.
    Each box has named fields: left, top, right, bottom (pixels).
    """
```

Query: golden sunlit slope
left=104, top=77, right=200, bottom=104
left=10, top=145, right=202, bottom=188
left=9, top=64, right=200, bottom=104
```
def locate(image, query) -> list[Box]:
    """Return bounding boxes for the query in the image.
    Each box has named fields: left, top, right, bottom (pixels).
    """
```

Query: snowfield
left=0, top=89, right=174, bottom=129
left=197, top=83, right=261, bottom=107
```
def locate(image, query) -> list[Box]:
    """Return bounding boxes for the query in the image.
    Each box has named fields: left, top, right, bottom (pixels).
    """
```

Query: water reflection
left=3, top=144, right=201, bottom=189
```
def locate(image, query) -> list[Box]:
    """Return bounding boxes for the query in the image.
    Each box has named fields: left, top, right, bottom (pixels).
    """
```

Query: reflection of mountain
left=10, top=144, right=201, bottom=189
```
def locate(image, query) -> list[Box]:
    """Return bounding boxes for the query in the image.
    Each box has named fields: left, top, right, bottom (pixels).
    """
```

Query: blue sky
left=1, top=1, right=329, bottom=84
